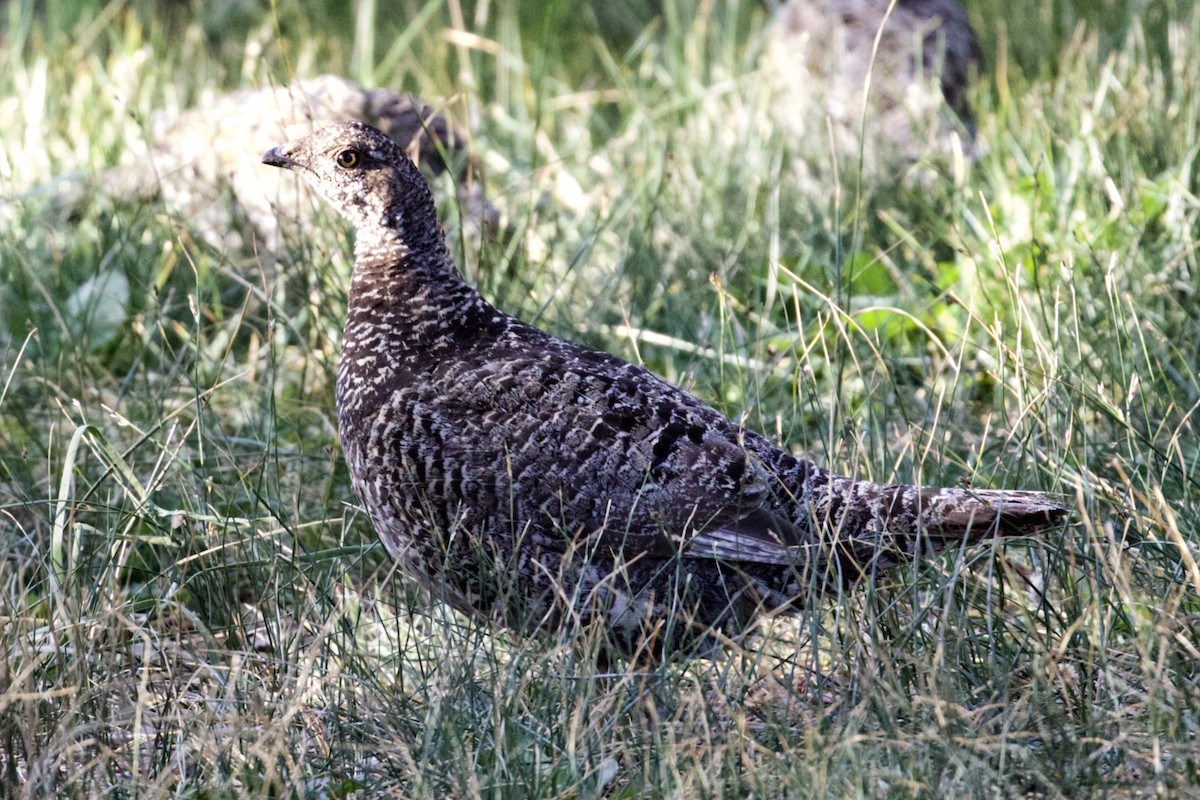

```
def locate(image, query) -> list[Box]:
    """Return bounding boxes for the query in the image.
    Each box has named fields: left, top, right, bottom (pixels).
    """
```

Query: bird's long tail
left=809, top=473, right=1069, bottom=585
left=877, top=482, right=1068, bottom=539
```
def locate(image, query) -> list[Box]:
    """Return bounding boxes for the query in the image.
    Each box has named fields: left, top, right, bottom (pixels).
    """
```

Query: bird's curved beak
left=262, top=145, right=297, bottom=169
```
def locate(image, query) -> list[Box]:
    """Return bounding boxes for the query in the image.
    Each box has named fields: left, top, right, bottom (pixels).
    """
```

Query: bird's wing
left=432, top=330, right=807, bottom=566
left=678, top=504, right=803, bottom=566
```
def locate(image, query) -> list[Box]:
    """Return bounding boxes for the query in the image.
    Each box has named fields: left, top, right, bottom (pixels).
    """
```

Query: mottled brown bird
left=263, top=121, right=1067, bottom=658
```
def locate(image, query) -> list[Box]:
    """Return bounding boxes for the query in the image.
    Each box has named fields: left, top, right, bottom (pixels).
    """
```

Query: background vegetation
left=1, top=0, right=1197, bottom=796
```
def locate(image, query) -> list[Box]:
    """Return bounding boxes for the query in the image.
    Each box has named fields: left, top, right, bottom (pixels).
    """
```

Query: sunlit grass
left=0, top=0, right=1197, bottom=796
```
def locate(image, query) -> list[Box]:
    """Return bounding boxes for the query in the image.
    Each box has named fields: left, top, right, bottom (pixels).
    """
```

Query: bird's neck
left=345, top=225, right=490, bottom=337
left=337, top=225, right=495, bottom=421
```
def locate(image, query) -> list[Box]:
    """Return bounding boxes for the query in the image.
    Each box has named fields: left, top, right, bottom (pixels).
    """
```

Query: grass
left=1, top=0, right=1198, bottom=796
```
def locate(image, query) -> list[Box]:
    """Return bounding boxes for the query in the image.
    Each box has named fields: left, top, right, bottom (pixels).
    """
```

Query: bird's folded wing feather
left=428, top=330, right=809, bottom=562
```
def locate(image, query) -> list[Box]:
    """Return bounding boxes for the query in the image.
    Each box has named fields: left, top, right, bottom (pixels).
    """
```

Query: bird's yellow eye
left=335, top=149, right=361, bottom=169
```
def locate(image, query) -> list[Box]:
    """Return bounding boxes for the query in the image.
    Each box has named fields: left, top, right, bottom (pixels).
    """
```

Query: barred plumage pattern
left=263, top=121, right=1067, bottom=657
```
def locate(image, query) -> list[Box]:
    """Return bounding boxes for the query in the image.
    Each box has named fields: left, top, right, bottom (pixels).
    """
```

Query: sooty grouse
left=263, top=121, right=1067, bottom=658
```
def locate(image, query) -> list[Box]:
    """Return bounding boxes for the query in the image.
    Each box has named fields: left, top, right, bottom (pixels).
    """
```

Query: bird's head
left=262, top=120, right=432, bottom=239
